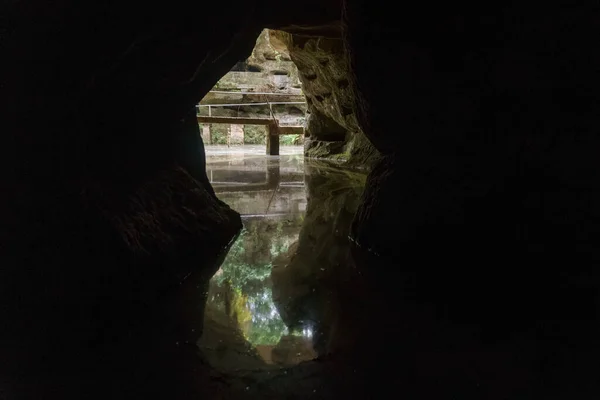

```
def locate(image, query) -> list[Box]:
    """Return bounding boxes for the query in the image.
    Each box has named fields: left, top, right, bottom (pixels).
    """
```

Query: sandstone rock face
left=275, top=32, right=355, bottom=133
left=246, top=29, right=301, bottom=92
left=273, top=30, right=379, bottom=167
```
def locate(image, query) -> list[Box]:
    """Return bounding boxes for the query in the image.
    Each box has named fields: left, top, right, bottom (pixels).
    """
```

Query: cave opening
left=194, top=28, right=371, bottom=375
left=196, top=29, right=307, bottom=156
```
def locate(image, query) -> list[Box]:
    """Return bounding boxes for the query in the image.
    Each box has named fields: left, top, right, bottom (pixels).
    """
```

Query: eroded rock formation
left=273, top=29, right=379, bottom=166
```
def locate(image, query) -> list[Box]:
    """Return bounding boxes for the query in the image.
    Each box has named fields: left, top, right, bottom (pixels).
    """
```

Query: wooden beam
left=197, top=116, right=273, bottom=125
left=197, top=116, right=304, bottom=135
left=277, top=126, right=304, bottom=136
left=266, top=124, right=280, bottom=156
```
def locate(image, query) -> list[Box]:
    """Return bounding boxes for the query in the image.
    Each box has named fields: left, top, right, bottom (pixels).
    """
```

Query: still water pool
left=199, top=146, right=366, bottom=376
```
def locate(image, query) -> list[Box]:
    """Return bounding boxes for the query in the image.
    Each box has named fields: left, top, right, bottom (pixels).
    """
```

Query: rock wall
left=343, top=1, right=600, bottom=397
left=272, top=30, right=379, bottom=167
left=246, top=29, right=302, bottom=92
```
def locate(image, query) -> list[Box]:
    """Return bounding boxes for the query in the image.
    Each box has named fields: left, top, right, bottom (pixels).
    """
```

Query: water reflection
left=199, top=147, right=365, bottom=372
left=210, top=217, right=302, bottom=341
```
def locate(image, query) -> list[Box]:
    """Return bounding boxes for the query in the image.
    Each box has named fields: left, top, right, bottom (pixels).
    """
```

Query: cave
left=2, top=1, right=600, bottom=399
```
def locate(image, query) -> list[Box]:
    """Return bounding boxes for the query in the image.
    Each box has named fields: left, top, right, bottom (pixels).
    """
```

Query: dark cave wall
left=0, top=0, right=340, bottom=397
left=344, top=1, right=600, bottom=272
left=343, top=1, right=600, bottom=395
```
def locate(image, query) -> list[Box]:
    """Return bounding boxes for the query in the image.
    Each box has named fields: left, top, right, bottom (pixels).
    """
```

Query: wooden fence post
left=266, top=123, right=280, bottom=156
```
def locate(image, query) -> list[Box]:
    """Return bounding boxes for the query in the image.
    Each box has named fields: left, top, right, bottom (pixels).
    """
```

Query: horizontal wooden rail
left=197, top=116, right=275, bottom=125
left=208, top=90, right=304, bottom=96
left=197, top=116, right=303, bottom=135
left=197, top=101, right=306, bottom=107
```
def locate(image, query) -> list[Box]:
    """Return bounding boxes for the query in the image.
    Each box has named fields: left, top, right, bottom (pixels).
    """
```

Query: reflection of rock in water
left=199, top=300, right=268, bottom=373
left=271, top=160, right=366, bottom=356
left=199, top=213, right=311, bottom=371
left=200, top=274, right=266, bottom=372
left=224, top=279, right=233, bottom=318
left=253, top=335, right=317, bottom=366
left=271, top=335, right=318, bottom=365
left=198, top=156, right=372, bottom=395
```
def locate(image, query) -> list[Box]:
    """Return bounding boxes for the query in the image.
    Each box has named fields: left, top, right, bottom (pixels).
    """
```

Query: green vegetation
left=211, top=217, right=303, bottom=345
left=209, top=124, right=229, bottom=145
left=246, top=287, right=287, bottom=345
left=280, top=134, right=302, bottom=146
left=199, top=124, right=303, bottom=146
left=243, top=125, right=267, bottom=144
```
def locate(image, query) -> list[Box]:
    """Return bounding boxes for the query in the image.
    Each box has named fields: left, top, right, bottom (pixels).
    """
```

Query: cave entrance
left=196, top=29, right=307, bottom=156
left=194, top=27, right=371, bottom=385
